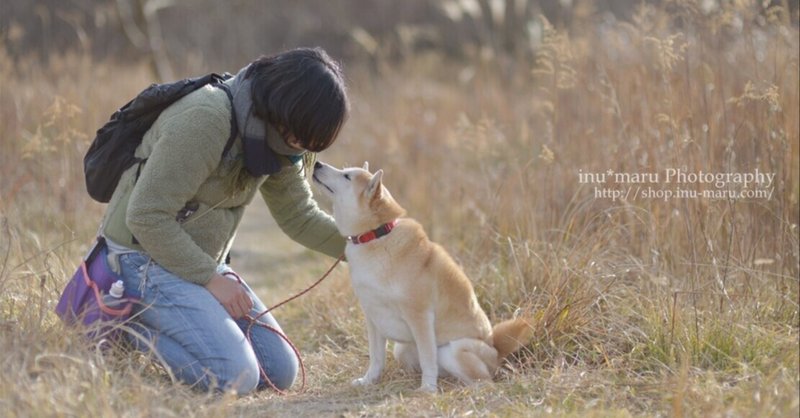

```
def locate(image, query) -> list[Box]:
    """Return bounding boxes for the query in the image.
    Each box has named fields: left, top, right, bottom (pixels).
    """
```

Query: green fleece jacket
left=101, top=84, right=345, bottom=285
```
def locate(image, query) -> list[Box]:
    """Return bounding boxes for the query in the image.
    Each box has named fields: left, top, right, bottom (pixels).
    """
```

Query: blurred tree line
left=1, top=0, right=797, bottom=80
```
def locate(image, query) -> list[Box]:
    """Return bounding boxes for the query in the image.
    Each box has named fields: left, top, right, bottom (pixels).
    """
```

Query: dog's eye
left=344, top=174, right=351, bottom=180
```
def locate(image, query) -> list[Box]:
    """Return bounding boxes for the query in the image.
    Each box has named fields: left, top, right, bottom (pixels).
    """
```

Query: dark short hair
left=246, top=47, right=349, bottom=152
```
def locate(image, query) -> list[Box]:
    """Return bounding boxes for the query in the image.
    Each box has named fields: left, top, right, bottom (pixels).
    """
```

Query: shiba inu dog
left=312, top=161, right=533, bottom=392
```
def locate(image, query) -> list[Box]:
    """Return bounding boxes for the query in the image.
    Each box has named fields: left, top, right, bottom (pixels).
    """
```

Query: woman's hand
left=205, top=273, right=253, bottom=319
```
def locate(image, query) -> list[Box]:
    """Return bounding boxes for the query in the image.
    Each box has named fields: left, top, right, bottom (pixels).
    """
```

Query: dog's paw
left=351, top=376, right=378, bottom=387
left=415, top=383, right=438, bottom=394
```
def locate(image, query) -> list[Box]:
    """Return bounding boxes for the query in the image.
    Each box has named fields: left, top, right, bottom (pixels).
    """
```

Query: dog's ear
left=362, top=161, right=370, bottom=172
left=365, top=169, right=383, bottom=199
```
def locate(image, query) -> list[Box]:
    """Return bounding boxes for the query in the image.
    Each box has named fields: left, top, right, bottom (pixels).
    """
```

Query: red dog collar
left=347, top=219, right=398, bottom=245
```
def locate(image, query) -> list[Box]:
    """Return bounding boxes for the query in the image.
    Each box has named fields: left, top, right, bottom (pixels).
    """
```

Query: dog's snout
left=314, top=161, right=323, bottom=170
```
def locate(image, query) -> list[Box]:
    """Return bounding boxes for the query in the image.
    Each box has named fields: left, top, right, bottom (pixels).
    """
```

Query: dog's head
left=312, top=161, right=405, bottom=236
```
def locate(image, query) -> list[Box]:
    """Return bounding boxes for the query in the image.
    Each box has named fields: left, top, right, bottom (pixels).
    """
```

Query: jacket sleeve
left=259, top=160, right=346, bottom=258
left=125, top=103, right=229, bottom=285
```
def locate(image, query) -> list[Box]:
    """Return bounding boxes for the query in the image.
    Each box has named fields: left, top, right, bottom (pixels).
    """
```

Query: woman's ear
left=286, top=135, right=303, bottom=150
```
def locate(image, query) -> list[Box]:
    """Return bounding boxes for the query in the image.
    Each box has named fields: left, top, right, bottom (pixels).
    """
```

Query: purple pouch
left=55, top=238, right=136, bottom=340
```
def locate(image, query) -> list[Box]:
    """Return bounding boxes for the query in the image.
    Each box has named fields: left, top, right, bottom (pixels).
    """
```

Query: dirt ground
left=226, top=202, right=310, bottom=294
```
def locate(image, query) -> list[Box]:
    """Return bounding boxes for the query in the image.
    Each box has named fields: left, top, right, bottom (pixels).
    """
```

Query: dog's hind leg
left=438, top=339, right=499, bottom=384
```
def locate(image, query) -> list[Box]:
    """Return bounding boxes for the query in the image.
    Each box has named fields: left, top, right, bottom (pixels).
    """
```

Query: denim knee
left=260, top=352, right=298, bottom=391
left=217, top=356, right=260, bottom=395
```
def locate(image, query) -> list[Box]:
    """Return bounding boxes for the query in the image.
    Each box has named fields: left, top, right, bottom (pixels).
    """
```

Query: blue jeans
left=117, top=252, right=298, bottom=395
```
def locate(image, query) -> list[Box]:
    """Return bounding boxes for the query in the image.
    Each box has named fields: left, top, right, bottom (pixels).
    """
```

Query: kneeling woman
left=102, top=47, right=348, bottom=394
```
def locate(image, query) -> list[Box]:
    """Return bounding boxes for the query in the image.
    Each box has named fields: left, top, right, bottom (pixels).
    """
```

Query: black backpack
left=84, top=73, right=238, bottom=203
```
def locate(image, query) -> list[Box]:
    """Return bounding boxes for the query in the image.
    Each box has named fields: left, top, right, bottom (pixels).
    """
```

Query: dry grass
left=1, top=3, right=798, bottom=417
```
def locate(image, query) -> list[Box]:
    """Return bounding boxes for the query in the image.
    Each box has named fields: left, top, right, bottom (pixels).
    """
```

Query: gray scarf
left=225, top=66, right=305, bottom=157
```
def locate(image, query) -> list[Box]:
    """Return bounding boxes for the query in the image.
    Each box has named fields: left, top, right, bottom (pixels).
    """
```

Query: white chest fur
left=346, top=243, right=416, bottom=343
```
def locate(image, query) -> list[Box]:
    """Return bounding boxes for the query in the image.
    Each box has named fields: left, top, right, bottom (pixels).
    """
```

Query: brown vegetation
left=1, top=2, right=798, bottom=417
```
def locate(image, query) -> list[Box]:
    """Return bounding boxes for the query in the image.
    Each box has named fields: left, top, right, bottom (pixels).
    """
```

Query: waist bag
left=55, top=237, right=138, bottom=341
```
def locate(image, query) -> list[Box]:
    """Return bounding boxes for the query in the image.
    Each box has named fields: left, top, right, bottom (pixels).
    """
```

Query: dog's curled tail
left=492, top=317, right=534, bottom=360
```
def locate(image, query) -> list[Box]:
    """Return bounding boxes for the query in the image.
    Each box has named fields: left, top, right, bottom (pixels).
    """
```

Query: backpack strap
left=214, top=82, right=238, bottom=158
left=212, top=80, right=238, bottom=266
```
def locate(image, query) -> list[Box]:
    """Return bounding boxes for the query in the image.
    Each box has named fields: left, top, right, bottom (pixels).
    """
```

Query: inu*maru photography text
left=579, top=168, right=776, bottom=189
left=581, top=168, right=778, bottom=202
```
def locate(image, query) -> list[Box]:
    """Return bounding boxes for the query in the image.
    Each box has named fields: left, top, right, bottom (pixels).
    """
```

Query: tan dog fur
left=312, top=162, right=532, bottom=392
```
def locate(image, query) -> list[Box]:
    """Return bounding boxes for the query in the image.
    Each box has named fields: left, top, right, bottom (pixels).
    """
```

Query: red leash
left=224, top=254, right=344, bottom=394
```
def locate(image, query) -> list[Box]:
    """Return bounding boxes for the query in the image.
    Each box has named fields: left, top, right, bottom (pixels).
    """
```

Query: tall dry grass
left=1, top=2, right=798, bottom=417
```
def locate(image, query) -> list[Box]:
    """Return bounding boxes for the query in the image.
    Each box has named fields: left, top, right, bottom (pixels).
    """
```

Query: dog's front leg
left=352, top=317, right=386, bottom=386
left=406, top=310, right=438, bottom=392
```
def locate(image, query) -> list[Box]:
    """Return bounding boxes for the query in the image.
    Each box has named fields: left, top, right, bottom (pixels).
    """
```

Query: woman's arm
left=259, top=160, right=346, bottom=258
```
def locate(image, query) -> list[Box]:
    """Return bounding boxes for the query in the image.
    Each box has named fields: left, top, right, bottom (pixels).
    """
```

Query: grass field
left=1, top=3, right=798, bottom=417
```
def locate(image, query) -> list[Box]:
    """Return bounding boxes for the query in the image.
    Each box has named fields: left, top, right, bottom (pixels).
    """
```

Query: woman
left=101, top=47, right=349, bottom=394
